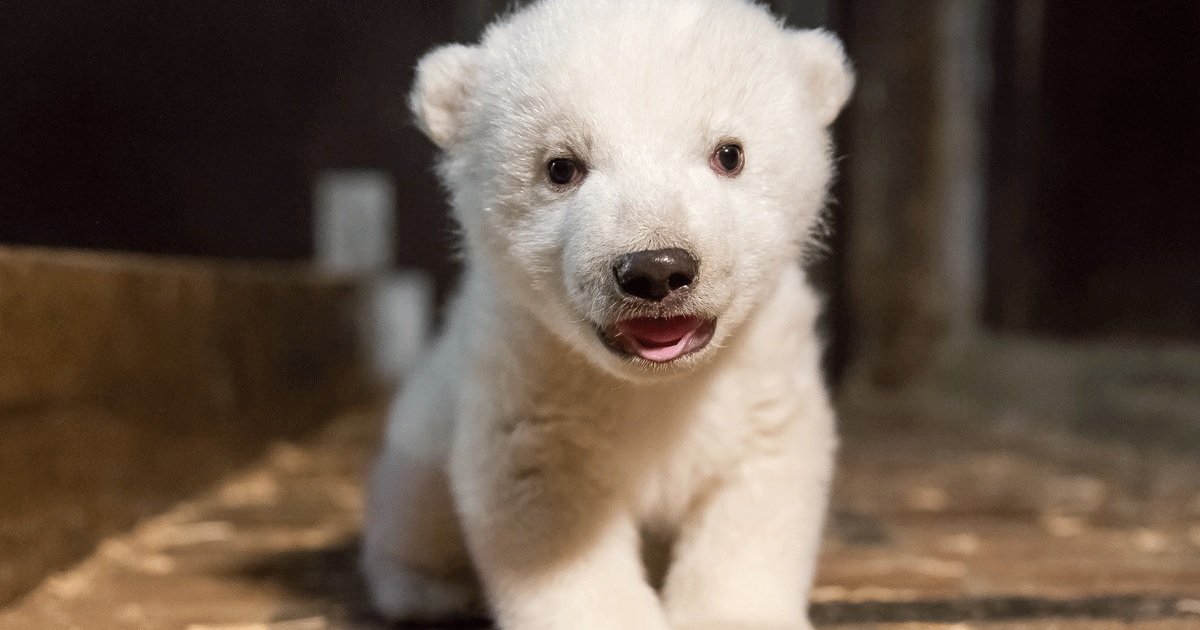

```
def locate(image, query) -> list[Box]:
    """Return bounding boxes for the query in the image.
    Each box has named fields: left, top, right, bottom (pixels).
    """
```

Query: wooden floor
left=3, top=404, right=1199, bottom=630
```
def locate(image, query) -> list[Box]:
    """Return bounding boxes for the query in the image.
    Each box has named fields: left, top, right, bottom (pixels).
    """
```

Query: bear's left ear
left=789, top=29, right=855, bottom=126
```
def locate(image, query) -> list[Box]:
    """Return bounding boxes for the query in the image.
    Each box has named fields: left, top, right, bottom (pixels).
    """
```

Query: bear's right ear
left=409, top=44, right=482, bottom=149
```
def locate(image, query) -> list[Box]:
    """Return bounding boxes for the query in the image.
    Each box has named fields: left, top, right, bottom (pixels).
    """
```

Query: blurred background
left=2, top=1, right=1199, bottom=627
left=4, top=0, right=1198, bottom=363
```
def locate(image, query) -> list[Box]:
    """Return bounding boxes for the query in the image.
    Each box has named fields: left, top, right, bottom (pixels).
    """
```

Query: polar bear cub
left=361, top=0, right=853, bottom=628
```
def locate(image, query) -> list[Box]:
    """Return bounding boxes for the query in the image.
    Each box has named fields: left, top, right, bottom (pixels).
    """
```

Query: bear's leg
left=360, top=364, right=486, bottom=624
left=361, top=325, right=486, bottom=621
left=361, top=445, right=482, bottom=620
left=452, top=426, right=672, bottom=630
left=469, top=511, right=670, bottom=630
left=661, top=420, right=834, bottom=630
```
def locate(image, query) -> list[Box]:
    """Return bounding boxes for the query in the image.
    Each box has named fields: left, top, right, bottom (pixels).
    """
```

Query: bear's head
left=410, top=0, right=853, bottom=380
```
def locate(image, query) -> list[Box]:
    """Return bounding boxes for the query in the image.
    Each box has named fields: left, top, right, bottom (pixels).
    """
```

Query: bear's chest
left=625, top=390, right=760, bottom=529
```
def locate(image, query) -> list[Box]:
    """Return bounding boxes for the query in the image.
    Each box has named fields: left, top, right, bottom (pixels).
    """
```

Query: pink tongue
left=616, top=316, right=702, bottom=362
left=618, top=316, right=702, bottom=343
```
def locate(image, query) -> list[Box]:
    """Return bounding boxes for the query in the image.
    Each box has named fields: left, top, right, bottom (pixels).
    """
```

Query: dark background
left=1, top=1, right=462, bottom=289
left=2, top=0, right=1197, bottom=340
left=984, top=1, right=1200, bottom=340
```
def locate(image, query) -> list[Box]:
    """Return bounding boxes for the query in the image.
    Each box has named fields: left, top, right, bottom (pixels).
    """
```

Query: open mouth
left=601, top=315, right=716, bottom=363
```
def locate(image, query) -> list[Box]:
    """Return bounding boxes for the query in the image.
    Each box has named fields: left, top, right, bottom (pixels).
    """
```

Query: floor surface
left=3, top=405, right=1199, bottom=629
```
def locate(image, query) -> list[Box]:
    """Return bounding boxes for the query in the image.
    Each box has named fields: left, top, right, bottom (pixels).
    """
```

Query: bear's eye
left=711, top=143, right=744, bottom=177
left=547, top=158, right=581, bottom=186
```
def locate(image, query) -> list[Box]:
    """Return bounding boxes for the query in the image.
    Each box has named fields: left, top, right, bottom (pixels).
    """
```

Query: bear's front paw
left=361, top=553, right=483, bottom=622
left=676, top=620, right=814, bottom=630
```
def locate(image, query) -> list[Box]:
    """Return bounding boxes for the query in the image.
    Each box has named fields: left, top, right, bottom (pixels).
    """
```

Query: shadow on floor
left=810, top=595, right=1188, bottom=625
left=232, top=538, right=1190, bottom=627
left=233, top=538, right=490, bottom=629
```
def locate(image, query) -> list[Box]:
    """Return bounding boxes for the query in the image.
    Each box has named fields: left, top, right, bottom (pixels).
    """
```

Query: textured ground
left=3, top=405, right=1199, bottom=630
left=0, top=247, right=373, bottom=603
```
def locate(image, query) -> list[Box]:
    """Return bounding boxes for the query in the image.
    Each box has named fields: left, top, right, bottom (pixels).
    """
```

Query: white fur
left=362, top=0, right=853, bottom=628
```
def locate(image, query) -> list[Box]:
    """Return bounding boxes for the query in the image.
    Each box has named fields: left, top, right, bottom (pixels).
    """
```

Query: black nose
left=613, top=247, right=699, bottom=302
